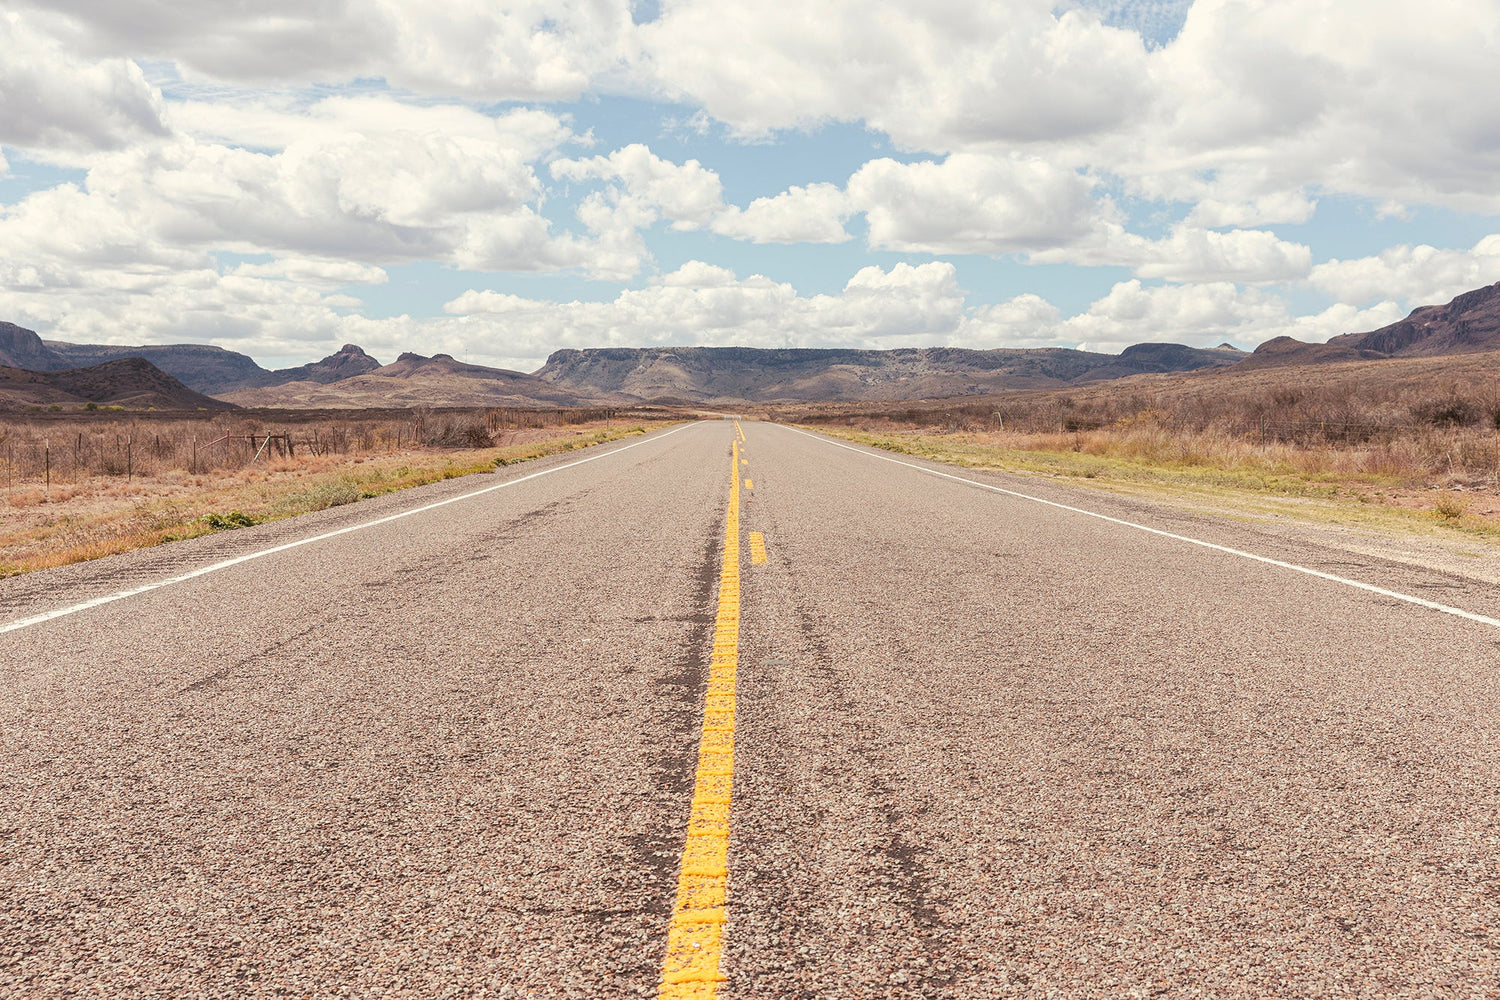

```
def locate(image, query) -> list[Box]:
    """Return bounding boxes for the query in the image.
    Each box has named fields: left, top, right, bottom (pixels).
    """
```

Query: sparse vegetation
left=771, top=351, right=1500, bottom=536
left=202, top=510, right=258, bottom=529
left=0, top=407, right=679, bottom=577
left=0, top=405, right=655, bottom=485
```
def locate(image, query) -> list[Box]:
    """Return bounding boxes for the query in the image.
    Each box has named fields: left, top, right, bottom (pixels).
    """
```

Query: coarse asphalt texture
left=3, top=419, right=1498, bottom=998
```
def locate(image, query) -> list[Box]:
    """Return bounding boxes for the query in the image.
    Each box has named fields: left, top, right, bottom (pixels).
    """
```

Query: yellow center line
left=743, top=479, right=753, bottom=490
left=749, top=532, right=767, bottom=566
left=659, top=436, right=742, bottom=999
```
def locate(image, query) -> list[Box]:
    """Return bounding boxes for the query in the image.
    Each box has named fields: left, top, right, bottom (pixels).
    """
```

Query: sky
left=1, top=1, right=1498, bottom=372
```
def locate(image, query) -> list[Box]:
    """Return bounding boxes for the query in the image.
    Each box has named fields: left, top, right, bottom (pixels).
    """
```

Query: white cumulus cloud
left=1309, top=235, right=1500, bottom=307
left=552, top=143, right=725, bottom=230
left=711, top=183, right=851, bottom=244
left=0, top=12, right=169, bottom=157
left=847, top=154, right=1102, bottom=254
left=640, top=1, right=1150, bottom=146
left=12, top=0, right=637, bottom=101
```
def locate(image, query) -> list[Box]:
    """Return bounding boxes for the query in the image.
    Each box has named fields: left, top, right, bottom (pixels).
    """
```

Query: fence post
left=45, top=439, right=50, bottom=495
left=127, top=437, right=132, bottom=482
left=192, top=436, right=197, bottom=475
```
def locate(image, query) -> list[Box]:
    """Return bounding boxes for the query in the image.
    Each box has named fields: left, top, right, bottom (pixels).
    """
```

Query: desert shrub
left=202, top=510, right=257, bottom=529
left=1411, top=394, right=1481, bottom=427
left=421, top=417, right=494, bottom=448
left=1432, top=494, right=1468, bottom=520
left=296, top=481, right=364, bottom=510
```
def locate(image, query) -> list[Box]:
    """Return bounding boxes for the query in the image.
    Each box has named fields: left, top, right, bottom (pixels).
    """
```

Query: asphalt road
left=3, top=419, right=1499, bottom=998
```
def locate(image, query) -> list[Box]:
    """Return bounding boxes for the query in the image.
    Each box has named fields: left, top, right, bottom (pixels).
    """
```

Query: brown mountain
left=1247, top=281, right=1500, bottom=367
left=4, top=324, right=385, bottom=394
left=219, top=352, right=601, bottom=408
left=534, top=343, right=1245, bottom=404
left=271, top=344, right=382, bottom=384
left=0, top=322, right=58, bottom=370
left=41, top=340, right=279, bottom=393
left=0, top=358, right=238, bottom=410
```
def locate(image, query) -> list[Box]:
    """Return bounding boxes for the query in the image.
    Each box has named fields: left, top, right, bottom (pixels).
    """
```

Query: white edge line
left=785, top=425, right=1500, bottom=631
left=1, top=423, right=695, bottom=635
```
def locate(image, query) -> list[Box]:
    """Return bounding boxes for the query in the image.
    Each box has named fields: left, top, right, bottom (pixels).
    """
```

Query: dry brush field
left=771, top=351, right=1500, bottom=536
left=0, top=406, right=678, bottom=577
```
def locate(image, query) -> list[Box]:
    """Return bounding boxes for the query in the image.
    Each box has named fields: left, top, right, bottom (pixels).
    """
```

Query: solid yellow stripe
left=659, top=435, right=742, bottom=999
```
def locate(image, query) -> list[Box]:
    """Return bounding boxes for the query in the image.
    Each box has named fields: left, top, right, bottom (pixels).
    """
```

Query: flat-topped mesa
left=534, top=343, right=1245, bottom=403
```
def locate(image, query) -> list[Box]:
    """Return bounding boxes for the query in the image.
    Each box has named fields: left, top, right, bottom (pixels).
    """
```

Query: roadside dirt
left=0, top=424, right=647, bottom=576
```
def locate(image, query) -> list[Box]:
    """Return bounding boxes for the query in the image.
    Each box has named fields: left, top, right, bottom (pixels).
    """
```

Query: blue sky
left=1, top=1, right=1498, bottom=371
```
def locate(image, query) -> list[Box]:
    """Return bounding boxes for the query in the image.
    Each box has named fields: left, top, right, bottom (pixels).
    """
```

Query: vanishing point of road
left=3, top=420, right=1498, bottom=998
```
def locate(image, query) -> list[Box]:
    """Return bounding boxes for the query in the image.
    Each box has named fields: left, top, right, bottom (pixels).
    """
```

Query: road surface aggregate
left=3, top=420, right=1498, bottom=998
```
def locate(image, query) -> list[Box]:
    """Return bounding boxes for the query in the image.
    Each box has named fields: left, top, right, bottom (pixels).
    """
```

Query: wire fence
left=0, top=406, right=654, bottom=494
left=797, top=398, right=1500, bottom=483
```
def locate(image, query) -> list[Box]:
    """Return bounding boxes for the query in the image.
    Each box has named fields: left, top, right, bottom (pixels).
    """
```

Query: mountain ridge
left=1246, top=281, right=1500, bottom=367
left=217, top=351, right=600, bottom=408
left=4, top=281, right=1497, bottom=407
left=0, top=357, right=238, bottom=411
left=532, top=343, right=1247, bottom=403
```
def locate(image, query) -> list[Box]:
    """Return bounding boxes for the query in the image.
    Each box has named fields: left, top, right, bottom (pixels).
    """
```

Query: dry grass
left=0, top=415, right=678, bottom=577
left=777, top=352, right=1500, bottom=538
left=0, top=405, right=657, bottom=484
left=814, top=425, right=1500, bottom=541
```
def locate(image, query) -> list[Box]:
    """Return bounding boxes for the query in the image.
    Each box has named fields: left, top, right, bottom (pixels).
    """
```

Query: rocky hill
left=533, top=343, right=1245, bottom=404
left=269, top=343, right=383, bottom=384
left=0, top=358, right=238, bottom=410
left=1247, top=281, right=1500, bottom=367
left=0, top=323, right=385, bottom=394
left=218, top=352, right=600, bottom=408
left=10, top=280, right=1498, bottom=409
left=0, top=322, right=58, bottom=370
left=42, top=341, right=279, bottom=393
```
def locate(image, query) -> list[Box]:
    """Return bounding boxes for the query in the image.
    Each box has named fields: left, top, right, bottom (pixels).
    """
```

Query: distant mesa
left=533, top=343, right=1245, bottom=403
left=4, top=281, right=1499, bottom=409
left=42, top=341, right=278, bottom=394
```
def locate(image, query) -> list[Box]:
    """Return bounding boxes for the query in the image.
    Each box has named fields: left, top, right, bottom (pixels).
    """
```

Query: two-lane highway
left=3, top=424, right=725, bottom=998
left=4, top=419, right=1498, bottom=998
